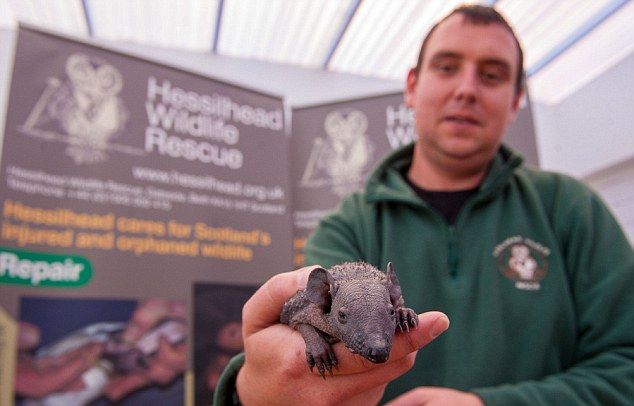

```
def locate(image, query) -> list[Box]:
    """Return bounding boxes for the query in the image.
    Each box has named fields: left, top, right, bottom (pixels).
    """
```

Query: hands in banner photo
left=103, top=299, right=187, bottom=401
left=15, top=321, right=104, bottom=399
left=16, top=298, right=187, bottom=404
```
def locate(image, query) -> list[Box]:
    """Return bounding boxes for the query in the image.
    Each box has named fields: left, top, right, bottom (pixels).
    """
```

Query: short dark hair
left=413, top=4, right=525, bottom=94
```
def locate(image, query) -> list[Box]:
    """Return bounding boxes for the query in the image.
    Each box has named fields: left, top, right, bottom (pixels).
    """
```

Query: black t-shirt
left=404, top=176, right=478, bottom=225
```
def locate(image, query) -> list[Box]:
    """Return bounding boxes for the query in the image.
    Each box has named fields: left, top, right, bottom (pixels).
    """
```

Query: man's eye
left=480, top=69, right=508, bottom=84
left=482, top=72, right=500, bottom=82
left=437, top=64, right=457, bottom=73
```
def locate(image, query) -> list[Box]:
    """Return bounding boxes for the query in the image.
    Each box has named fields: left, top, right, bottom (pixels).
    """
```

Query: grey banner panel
left=291, top=93, right=415, bottom=265
left=0, top=27, right=293, bottom=316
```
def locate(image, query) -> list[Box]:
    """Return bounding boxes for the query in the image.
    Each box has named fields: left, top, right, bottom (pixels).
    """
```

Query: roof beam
left=322, top=0, right=363, bottom=69
left=212, top=0, right=225, bottom=53
left=81, top=0, right=93, bottom=37
left=527, top=0, right=629, bottom=77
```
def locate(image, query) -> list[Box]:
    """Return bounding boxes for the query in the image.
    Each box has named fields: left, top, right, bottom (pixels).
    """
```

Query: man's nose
left=454, top=69, right=478, bottom=103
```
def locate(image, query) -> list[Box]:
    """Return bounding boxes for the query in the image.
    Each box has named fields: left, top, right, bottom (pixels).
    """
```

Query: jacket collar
left=366, top=143, right=524, bottom=205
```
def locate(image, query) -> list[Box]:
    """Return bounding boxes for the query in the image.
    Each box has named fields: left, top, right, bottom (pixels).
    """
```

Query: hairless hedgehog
left=280, top=261, right=418, bottom=377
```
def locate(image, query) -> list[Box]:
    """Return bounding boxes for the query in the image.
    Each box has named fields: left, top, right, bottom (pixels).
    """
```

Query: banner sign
left=290, top=94, right=416, bottom=266
left=0, top=27, right=292, bottom=405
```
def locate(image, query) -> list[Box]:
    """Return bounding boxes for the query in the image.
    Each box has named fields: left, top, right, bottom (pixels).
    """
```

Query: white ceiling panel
left=7, top=0, right=87, bottom=35
left=0, top=0, right=16, bottom=29
left=218, top=0, right=354, bottom=67
left=498, top=0, right=616, bottom=70
left=87, top=0, right=217, bottom=51
left=527, top=0, right=634, bottom=105
left=0, top=0, right=632, bottom=105
left=328, top=0, right=490, bottom=80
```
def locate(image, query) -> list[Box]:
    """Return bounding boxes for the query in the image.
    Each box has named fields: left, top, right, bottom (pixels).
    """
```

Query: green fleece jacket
left=214, top=144, right=633, bottom=405
left=303, top=144, right=634, bottom=404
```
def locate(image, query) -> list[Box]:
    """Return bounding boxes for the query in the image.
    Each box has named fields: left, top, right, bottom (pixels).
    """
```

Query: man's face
left=405, top=14, right=522, bottom=173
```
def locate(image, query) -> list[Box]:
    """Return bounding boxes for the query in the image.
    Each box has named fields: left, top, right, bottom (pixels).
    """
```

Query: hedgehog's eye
left=389, top=308, right=396, bottom=317
left=338, top=310, right=347, bottom=324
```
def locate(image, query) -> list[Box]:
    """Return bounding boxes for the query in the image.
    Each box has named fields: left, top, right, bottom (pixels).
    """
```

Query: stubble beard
left=416, top=131, right=498, bottom=185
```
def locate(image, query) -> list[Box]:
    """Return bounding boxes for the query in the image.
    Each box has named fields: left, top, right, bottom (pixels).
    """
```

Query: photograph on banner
left=192, top=282, right=257, bottom=405
left=16, top=296, right=186, bottom=405
left=290, top=93, right=416, bottom=266
left=0, top=26, right=293, bottom=319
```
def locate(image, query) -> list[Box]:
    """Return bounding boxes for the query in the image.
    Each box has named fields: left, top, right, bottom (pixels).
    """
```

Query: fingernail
left=430, top=315, right=449, bottom=338
left=296, top=266, right=315, bottom=287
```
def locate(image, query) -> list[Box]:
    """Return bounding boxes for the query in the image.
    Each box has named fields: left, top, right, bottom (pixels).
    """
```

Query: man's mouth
left=444, top=115, right=481, bottom=126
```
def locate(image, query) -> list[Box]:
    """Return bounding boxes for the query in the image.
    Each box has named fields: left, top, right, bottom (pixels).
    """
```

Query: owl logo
left=301, top=110, right=374, bottom=197
left=21, top=53, right=130, bottom=164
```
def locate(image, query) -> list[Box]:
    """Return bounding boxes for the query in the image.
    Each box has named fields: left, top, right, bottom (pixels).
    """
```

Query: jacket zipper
left=448, top=226, right=458, bottom=278
left=418, top=203, right=461, bottom=279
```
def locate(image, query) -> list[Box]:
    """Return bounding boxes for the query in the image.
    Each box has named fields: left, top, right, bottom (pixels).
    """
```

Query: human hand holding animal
left=236, top=264, right=450, bottom=406
left=103, top=299, right=187, bottom=401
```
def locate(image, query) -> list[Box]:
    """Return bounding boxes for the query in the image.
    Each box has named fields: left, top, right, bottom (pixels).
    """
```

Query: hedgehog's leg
left=395, top=307, right=419, bottom=332
left=296, top=323, right=338, bottom=378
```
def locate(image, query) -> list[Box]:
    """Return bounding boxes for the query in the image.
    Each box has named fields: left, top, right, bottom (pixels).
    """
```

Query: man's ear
left=508, top=90, right=525, bottom=123
left=404, top=68, right=419, bottom=108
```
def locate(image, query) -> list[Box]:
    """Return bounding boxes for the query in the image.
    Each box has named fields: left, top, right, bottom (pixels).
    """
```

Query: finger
left=124, top=299, right=185, bottom=342
left=154, top=337, right=187, bottom=370
left=385, top=387, right=447, bottom=406
left=339, top=384, right=387, bottom=406
left=124, top=299, right=172, bottom=341
left=391, top=312, right=449, bottom=359
left=242, top=266, right=319, bottom=336
left=337, top=359, right=416, bottom=401
left=37, top=342, right=102, bottom=369
left=16, top=343, right=102, bottom=397
left=18, top=321, right=41, bottom=351
left=104, top=374, right=149, bottom=401
left=243, top=323, right=311, bottom=378
left=384, top=388, right=425, bottom=406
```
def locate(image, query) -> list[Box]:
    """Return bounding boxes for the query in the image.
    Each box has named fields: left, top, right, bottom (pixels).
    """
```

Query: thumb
left=242, top=266, right=318, bottom=336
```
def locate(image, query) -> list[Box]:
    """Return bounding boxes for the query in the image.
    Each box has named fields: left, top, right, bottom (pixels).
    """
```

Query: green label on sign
left=0, top=247, right=92, bottom=287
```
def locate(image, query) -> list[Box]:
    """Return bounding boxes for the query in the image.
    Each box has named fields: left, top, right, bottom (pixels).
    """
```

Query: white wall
left=584, top=158, right=634, bottom=243
left=532, top=51, right=634, bottom=241
left=532, top=52, right=634, bottom=178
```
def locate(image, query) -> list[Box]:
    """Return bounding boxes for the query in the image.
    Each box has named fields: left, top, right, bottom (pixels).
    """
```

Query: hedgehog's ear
left=306, top=267, right=336, bottom=312
left=386, top=262, right=404, bottom=305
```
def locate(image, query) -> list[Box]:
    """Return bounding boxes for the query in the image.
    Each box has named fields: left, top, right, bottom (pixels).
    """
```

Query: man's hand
left=103, top=299, right=187, bottom=401
left=15, top=322, right=103, bottom=399
left=386, top=387, right=485, bottom=406
left=236, top=266, right=450, bottom=406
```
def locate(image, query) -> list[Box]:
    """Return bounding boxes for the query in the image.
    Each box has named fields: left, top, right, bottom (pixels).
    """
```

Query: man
left=215, top=5, right=634, bottom=405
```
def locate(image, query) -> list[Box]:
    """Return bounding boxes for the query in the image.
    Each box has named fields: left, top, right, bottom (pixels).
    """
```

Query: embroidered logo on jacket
left=493, top=236, right=550, bottom=291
